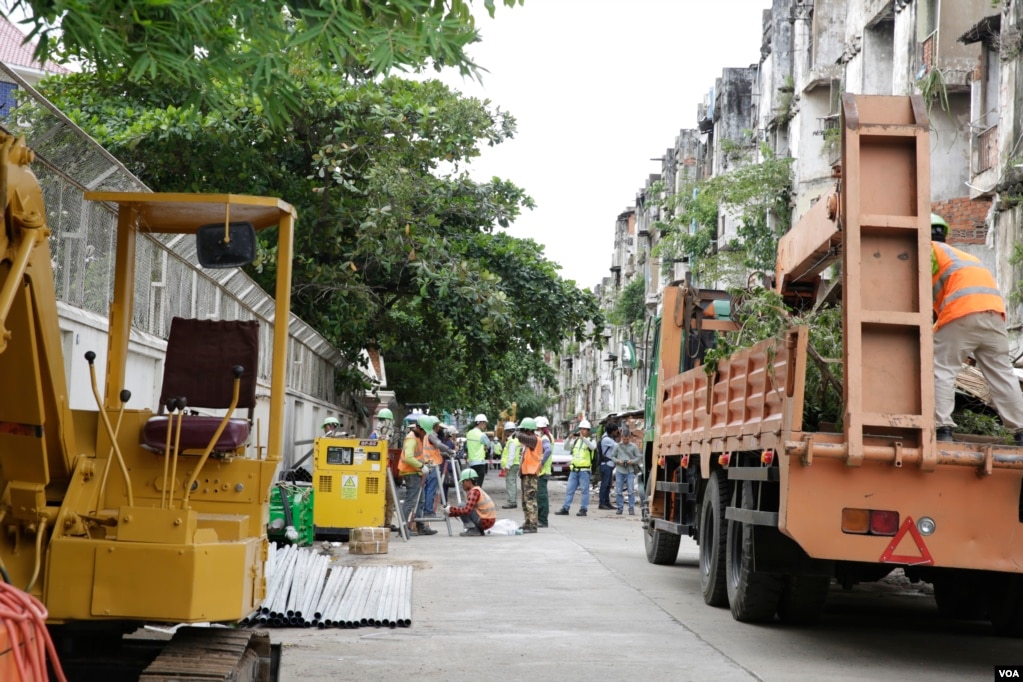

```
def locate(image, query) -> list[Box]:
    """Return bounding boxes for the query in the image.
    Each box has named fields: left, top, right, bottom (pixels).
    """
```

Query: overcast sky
left=436, top=0, right=770, bottom=287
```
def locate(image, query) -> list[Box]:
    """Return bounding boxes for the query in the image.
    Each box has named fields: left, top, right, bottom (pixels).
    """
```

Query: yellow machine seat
left=142, top=317, right=258, bottom=453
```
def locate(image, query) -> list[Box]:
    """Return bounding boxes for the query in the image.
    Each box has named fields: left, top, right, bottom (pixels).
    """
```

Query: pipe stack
left=241, top=546, right=413, bottom=629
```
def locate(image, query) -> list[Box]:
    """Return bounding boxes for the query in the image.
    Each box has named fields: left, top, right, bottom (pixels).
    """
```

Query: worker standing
left=442, top=469, right=497, bottom=536
left=931, top=213, right=1023, bottom=445
left=597, top=421, right=619, bottom=510
left=535, top=416, right=554, bottom=528
left=398, top=417, right=438, bottom=536
left=321, top=417, right=343, bottom=438
left=465, top=414, right=493, bottom=484
left=500, top=422, right=520, bottom=509
left=554, top=420, right=596, bottom=517
left=370, top=407, right=394, bottom=442
left=516, top=418, right=549, bottom=534
left=422, top=417, right=456, bottom=522
left=612, top=424, right=641, bottom=515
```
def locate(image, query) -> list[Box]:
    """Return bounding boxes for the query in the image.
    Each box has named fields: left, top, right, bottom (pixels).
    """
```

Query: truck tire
left=645, top=524, right=682, bottom=565
left=726, top=480, right=784, bottom=622
left=777, top=575, right=830, bottom=625
left=988, top=573, right=1023, bottom=636
left=699, top=471, right=729, bottom=607
left=933, top=572, right=987, bottom=621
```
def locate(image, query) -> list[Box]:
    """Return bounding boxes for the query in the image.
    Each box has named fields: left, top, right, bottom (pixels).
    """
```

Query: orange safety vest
left=932, top=243, right=1004, bottom=330
left=519, top=437, right=543, bottom=476
left=397, top=431, right=425, bottom=475
left=473, top=486, right=497, bottom=521
left=422, top=433, right=443, bottom=465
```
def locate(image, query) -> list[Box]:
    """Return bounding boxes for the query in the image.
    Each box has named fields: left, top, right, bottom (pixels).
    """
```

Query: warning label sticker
left=341, top=474, right=358, bottom=499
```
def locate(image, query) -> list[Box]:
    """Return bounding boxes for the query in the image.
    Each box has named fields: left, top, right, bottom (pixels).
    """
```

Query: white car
left=550, top=440, right=571, bottom=477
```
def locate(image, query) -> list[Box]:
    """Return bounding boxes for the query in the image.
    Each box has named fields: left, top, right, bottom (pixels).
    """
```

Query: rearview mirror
left=196, top=222, right=257, bottom=268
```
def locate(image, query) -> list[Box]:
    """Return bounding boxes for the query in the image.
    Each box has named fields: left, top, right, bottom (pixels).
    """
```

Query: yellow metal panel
left=116, top=507, right=197, bottom=544
left=82, top=192, right=295, bottom=232
left=90, top=540, right=258, bottom=621
left=196, top=513, right=247, bottom=542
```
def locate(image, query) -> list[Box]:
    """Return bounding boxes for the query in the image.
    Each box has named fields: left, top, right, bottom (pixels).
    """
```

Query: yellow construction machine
left=0, top=132, right=294, bottom=678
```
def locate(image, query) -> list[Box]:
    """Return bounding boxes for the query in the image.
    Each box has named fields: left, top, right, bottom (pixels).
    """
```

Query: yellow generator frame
left=312, top=437, right=389, bottom=539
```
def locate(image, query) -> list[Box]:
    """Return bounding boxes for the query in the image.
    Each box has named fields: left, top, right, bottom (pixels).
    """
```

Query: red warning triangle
left=879, top=516, right=934, bottom=566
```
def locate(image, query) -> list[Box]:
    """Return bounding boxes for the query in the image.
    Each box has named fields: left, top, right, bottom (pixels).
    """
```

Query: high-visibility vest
left=423, top=433, right=442, bottom=465
left=473, top=486, right=497, bottom=520
left=932, top=243, right=1004, bottom=330
left=520, top=437, right=543, bottom=476
left=568, top=437, right=593, bottom=469
left=502, top=437, right=521, bottom=468
left=466, top=428, right=486, bottom=464
left=540, top=435, right=553, bottom=476
left=398, top=432, right=425, bottom=475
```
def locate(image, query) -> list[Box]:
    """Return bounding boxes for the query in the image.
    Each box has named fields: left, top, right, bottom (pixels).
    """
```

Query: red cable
left=0, top=582, right=67, bottom=682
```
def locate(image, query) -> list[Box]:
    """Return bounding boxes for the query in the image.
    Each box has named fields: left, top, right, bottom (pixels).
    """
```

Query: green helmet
left=322, top=417, right=340, bottom=428
left=930, top=213, right=950, bottom=239
left=417, top=415, right=436, bottom=431
left=377, top=408, right=393, bottom=420
left=459, top=469, right=479, bottom=482
left=518, top=417, right=537, bottom=431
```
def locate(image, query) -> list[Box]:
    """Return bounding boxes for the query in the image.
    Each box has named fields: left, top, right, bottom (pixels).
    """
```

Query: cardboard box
left=349, top=540, right=388, bottom=555
left=350, top=527, right=388, bottom=543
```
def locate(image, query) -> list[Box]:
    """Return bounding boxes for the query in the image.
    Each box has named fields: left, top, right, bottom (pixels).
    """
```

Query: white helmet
left=504, top=421, right=517, bottom=431
left=535, top=416, right=549, bottom=428
left=578, top=420, right=591, bottom=430
left=474, top=413, right=488, bottom=424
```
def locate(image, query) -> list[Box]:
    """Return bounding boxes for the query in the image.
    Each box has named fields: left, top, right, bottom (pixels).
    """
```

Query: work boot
left=554, top=508, right=569, bottom=515
left=521, top=526, right=537, bottom=534
left=502, top=503, right=518, bottom=509
left=538, top=522, right=548, bottom=528
left=405, top=525, right=418, bottom=537
left=417, top=524, right=438, bottom=536
left=460, top=527, right=483, bottom=536
left=1015, top=431, right=1023, bottom=446
left=936, top=426, right=953, bottom=442
left=576, top=509, right=587, bottom=516
left=616, top=509, right=623, bottom=515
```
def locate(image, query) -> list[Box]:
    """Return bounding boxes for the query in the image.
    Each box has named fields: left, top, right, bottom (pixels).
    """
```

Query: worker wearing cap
left=370, top=407, right=394, bottom=442
left=422, top=419, right=457, bottom=520
left=500, top=422, right=521, bottom=509
left=465, top=413, right=493, bottom=484
left=555, top=420, right=596, bottom=517
left=515, top=418, right=549, bottom=533
left=535, top=416, right=554, bottom=528
left=398, top=417, right=438, bottom=536
left=931, top=213, right=1023, bottom=445
left=321, top=417, right=343, bottom=438
left=442, top=469, right=496, bottom=536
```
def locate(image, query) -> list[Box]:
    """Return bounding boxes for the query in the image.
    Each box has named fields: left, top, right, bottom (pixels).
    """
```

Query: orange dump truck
left=641, top=94, right=1023, bottom=634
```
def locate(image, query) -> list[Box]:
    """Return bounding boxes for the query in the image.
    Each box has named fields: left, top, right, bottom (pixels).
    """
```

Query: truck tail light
left=869, top=510, right=899, bottom=536
left=842, top=508, right=900, bottom=536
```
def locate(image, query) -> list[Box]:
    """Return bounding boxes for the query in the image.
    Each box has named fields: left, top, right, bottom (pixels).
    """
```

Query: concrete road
left=272, top=474, right=1021, bottom=681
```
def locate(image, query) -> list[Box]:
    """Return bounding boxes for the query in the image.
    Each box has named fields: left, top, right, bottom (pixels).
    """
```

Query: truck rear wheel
left=645, top=523, right=682, bottom=565
left=726, top=481, right=784, bottom=622
left=699, top=471, right=729, bottom=607
left=988, top=573, right=1023, bottom=637
left=777, top=575, right=830, bottom=625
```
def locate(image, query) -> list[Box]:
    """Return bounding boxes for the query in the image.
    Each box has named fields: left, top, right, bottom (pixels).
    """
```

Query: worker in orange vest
left=931, top=213, right=1023, bottom=445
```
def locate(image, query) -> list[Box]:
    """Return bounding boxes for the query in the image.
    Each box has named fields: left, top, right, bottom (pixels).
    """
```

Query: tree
left=6, top=0, right=523, bottom=126
left=39, top=69, right=603, bottom=413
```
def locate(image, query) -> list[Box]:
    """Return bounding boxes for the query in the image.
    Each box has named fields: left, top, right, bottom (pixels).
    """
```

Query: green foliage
left=40, top=68, right=603, bottom=413
left=952, top=408, right=1012, bottom=441
left=651, top=151, right=793, bottom=284
left=610, top=276, right=646, bottom=333
left=916, top=67, right=950, bottom=114
left=700, top=286, right=845, bottom=429
left=9, top=0, right=524, bottom=128
left=1010, top=242, right=1023, bottom=307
